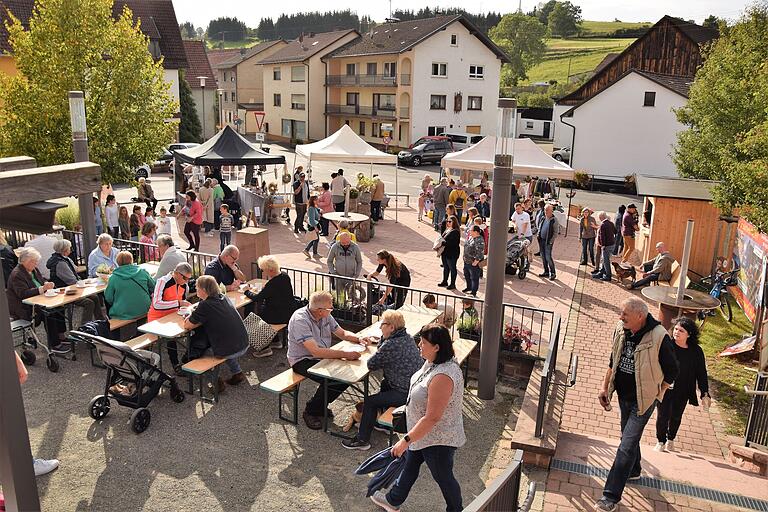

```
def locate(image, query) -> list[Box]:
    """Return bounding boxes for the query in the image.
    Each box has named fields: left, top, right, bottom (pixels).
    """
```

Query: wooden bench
left=375, top=406, right=397, bottom=446
left=270, top=323, right=287, bottom=348
left=125, top=333, right=158, bottom=351
left=183, top=356, right=227, bottom=403
left=109, top=316, right=145, bottom=341
left=259, top=369, right=305, bottom=424
left=654, top=261, right=691, bottom=289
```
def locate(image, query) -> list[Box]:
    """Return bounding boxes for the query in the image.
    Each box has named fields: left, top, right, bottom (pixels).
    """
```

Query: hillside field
left=522, top=37, right=636, bottom=84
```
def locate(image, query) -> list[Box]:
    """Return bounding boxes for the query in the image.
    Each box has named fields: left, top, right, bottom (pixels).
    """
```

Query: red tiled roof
left=206, top=48, right=241, bottom=69
left=216, top=40, right=284, bottom=68
left=182, top=40, right=215, bottom=86
left=258, top=29, right=358, bottom=64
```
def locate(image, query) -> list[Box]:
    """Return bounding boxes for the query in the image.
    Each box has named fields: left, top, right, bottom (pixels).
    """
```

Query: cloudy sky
left=173, top=0, right=750, bottom=30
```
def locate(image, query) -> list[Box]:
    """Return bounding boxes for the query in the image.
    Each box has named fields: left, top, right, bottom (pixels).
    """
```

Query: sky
left=173, top=0, right=752, bottom=30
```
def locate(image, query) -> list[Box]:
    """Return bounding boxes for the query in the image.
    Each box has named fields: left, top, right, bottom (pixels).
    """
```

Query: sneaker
left=373, top=424, right=390, bottom=433
left=50, top=342, right=71, bottom=353
left=600, top=277, right=612, bottom=282
left=594, top=498, right=618, bottom=511
left=33, top=458, right=59, bottom=477
left=549, top=274, right=557, bottom=281
left=591, top=272, right=604, bottom=279
left=653, top=442, right=666, bottom=452
left=461, top=288, right=471, bottom=293
left=446, top=285, right=456, bottom=290
left=253, top=347, right=273, bottom=358
left=665, top=439, right=675, bottom=452
left=371, top=490, right=400, bottom=512
left=302, top=250, right=311, bottom=258
left=303, top=411, right=322, bottom=430
left=538, top=272, right=549, bottom=278
left=437, top=282, right=448, bottom=287
left=269, top=339, right=284, bottom=349
left=226, top=372, right=246, bottom=385
left=342, top=438, right=371, bottom=451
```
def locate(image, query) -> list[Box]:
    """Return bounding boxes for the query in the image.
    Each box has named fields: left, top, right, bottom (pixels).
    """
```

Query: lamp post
left=216, top=88, right=224, bottom=130
left=478, top=98, right=517, bottom=400
left=68, top=91, right=97, bottom=256
left=197, top=76, right=207, bottom=140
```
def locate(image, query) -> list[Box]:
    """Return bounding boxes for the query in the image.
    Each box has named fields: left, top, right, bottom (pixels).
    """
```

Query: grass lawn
left=206, top=38, right=260, bottom=50
left=698, top=301, right=758, bottom=436
left=523, top=38, right=635, bottom=84
left=580, top=20, right=652, bottom=36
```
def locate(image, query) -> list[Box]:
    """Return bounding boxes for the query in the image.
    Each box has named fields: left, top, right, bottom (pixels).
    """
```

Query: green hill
left=523, top=37, right=635, bottom=85
left=580, top=20, right=652, bottom=37
left=205, top=38, right=260, bottom=50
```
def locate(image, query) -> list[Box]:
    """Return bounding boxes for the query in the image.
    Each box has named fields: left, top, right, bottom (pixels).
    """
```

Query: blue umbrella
left=355, top=447, right=407, bottom=497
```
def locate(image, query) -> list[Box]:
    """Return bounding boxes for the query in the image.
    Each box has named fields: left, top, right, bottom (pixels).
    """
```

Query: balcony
left=325, top=104, right=398, bottom=120
left=326, top=74, right=411, bottom=87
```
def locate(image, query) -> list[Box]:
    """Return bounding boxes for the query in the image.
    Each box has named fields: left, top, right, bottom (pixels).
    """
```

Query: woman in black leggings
left=437, top=215, right=460, bottom=291
left=655, top=317, right=710, bottom=452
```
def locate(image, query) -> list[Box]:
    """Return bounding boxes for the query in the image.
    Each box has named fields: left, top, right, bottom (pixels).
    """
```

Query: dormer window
left=148, top=39, right=161, bottom=60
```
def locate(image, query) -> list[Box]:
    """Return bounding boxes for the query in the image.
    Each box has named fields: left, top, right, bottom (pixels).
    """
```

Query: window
left=273, top=93, right=281, bottom=107
left=228, top=111, right=232, bottom=123
left=644, top=91, right=656, bottom=107
left=265, top=122, right=269, bottom=133
left=375, top=93, right=395, bottom=110
left=431, top=63, right=447, bottom=77
left=223, top=91, right=228, bottom=102
left=398, top=124, right=402, bottom=141
left=291, top=65, right=305, bottom=82
left=359, top=121, right=366, bottom=136
left=231, top=92, right=236, bottom=104
left=384, top=62, right=396, bottom=77
left=372, top=123, right=380, bottom=137
left=346, top=63, right=356, bottom=76
left=294, top=121, right=306, bottom=140
left=346, top=92, right=359, bottom=106
left=273, top=67, right=281, bottom=80
left=366, top=62, right=377, bottom=75
left=469, top=65, right=484, bottom=79
left=291, top=94, right=306, bottom=110
left=281, top=119, right=291, bottom=137
left=450, top=34, right=458, bottom=46
left=231, top=74, right=235, bottom=82
left=430, top=95, right=447, bottom=110
left=468, top=96, right=483, bottom=110
left=223, top=71, right=227, bottom=82
left=525, top=121, right=534, bottom=129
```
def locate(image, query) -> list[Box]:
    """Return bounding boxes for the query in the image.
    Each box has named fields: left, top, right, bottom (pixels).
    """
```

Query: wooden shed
left=634, top=175, right=738, bottom=277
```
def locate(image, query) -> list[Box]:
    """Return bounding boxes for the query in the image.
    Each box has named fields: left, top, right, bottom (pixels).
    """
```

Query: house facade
left=324, top=16, right=508, bottom=149
left=182, top=40, right=217, bottom=140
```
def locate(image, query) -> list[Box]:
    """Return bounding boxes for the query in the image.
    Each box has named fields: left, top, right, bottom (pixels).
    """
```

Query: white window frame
left=291, top=94, right=306, bottom=110
left=427, top=126, right=446, bottom=136
left=525, top=121, right=535, bottom=129
left=291, top=65, right=305, bottom=82
left=469, top=65, right=484, bottom=80
left=431, top=62, right=447, bottom=78
left=450, top=34, right=458, bottom=46
left=467, top=96, right=483, bottom=111
left=430, top=95, right=447, bottom=110
left=273, top=67, right=281, bottom=80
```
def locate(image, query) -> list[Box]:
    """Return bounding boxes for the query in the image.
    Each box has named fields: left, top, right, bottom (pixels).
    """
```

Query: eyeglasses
left=176, top=273, right=192, bottom=281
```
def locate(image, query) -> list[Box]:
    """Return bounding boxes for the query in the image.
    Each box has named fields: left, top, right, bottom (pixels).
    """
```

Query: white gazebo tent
left=295, top=124, right=401, bottom=220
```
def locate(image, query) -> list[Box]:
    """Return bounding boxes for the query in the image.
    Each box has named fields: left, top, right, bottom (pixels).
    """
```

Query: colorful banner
left=732, top=218, right=768, bottom=322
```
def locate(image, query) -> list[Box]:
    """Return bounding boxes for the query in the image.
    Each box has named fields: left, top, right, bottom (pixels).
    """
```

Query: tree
left=702, top=15, right=721, bottom=29
left=530, top=0, right=557, bottom=25
left=0, top=0, right=176, bottom=184
left=256, top=17, right=275, bottom=40
left=178, top=71, right=202, bottom=143
left=207, top=17, right=248, bottom=42
left=673, top=5, right=768, bottom=231
left=489, top=13, right=547, bottom=86
left=179, top=21, right=196, bottom=39
left=547, top=1, right=582, bottom=37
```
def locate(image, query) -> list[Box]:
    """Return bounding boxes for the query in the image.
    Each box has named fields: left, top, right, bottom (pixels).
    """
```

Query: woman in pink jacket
left=182, top=191, right=203, bottom=251
left=316, top=182, right=333, bottom=236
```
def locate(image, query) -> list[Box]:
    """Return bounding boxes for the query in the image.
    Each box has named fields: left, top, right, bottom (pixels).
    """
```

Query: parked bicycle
left=690, top=269, right=739, bottom=323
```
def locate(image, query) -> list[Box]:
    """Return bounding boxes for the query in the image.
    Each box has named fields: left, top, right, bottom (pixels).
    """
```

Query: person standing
left=613, top=205, right=626, bottom=256
left=476, top=193, right=490, bottom=219
left=181, top=191, right=203, bottom=252
left=105, top=195, right=120, bottom=238
left=432, top=177, right=451, bottom=231
left=370, top=324, right=465, bottom=512
left=448, top=181, right=467, bottom=223
left=655, top=317, right=710, bottom=453
left=293, top=171, right=310, bottom=233
left=462, top=225, right=485, bottom=297
left=579, top=207, right=598, bottom=266
left=594, top=298, right=678, bottom=512
left=331, top=169, right=350, bottom=212
left=303, top=196, right=321, bottom=258
left=117, top=206, right=130, bottom=240
left=198, top=179, right=215, bottom=234
left=129, top=205, right=142, bottom=242
left=156, top=207, right=172, bottom=236
left=437, top=215, right=461, bottom=290
left=621, top=204, right=639, bottom=263
left=371, top=175, right=385, bottom=222
left=327, top=232, right=362, bottom=288
left=418, top=174, right=433, bottom=222
left=511, top=202, right=533, bottom=243
left=139, top=223, right=158, bottom=262
left=211, top=178, right=225, bottom=230
left=218, top=204, right=234, bottom=252
left=592, top=211, right=617, bottom=282
left=317, top=182, right=333, bottom=236
left=536, top=205, right=558, bottom=280
left=93, top=196, right=104, bottom=236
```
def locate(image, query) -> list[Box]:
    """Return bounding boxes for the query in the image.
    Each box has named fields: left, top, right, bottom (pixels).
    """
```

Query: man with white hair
left=327, top=231, right=362, bottom=283
left=432, top=177, right=451, bottom=231
left=87, top=233, right=119, bottom=277
left=137, top=177, right=157, bottom=211
left=536, top=204, right=559, bottom=280
left=592, top=211, right=618, bottom=282
left=594, top=297, right=678, bottom=512
left=630, top=242, right=675, bottom=289
left=204, top=244, right=246, bottom=291
left=155, top=235, right=187, bottom=278
left=287, top=290, right=367, bottom=429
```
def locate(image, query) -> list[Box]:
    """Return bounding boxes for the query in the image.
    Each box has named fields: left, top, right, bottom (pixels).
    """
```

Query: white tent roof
left=295, top=124, right=397, bottom=165
left=441, top=136, right=574, bottom=180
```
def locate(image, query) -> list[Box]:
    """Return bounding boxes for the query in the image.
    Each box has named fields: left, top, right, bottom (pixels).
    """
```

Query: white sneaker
left=33, top=458, right=59, bottom=477
left=665, top=439, right=675, bottom=452
left=653, top=442, right=666, bottom=452
left=370, top=490, right=400, bottom=512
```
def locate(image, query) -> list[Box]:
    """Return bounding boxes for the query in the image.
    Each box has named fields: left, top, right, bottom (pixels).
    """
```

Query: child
left=140, top=222, right=158, bottom=262
left=129, top=206, right=142, bottom=241
left=118, top=206, right=130, bottom=240
left=105, top=195, right=119, bottom=238
left=93, top=196, right=104, bottom=235
left=303, top=196, right=321, bottom=258
left=156, top=207, right=172, bottom=236
left=219, top=203, right=233, bottom=252
left=144, top=207, right=156, bottom=227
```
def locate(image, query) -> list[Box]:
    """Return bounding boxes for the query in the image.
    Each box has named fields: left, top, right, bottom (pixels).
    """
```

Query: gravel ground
left=17, top=321, right=522, bottom=512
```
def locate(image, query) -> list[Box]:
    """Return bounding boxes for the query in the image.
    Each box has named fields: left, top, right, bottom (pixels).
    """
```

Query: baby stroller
left=505, top=236, right=530, bottom=280
left=69, top=331, right=184, bottom=434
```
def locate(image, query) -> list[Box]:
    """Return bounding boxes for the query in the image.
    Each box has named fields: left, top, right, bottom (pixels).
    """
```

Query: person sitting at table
left=630, top=242, right=676, bottom=289
left=87, top=233, right=119, bottom=277
left=422, top=294, right=456, bottom=328
left=367, top=250, right=411, bottom=309
left=182, top=275, right=249, bottom=389
left=46, top=239, right=106, bottom=323
left=104, top=251, right=155, bottom=321
left=331, top=219, right=357, bottom=244
left=7, top=247, right=69, bottom=352
left=287, top=290, right=367, bottom=430
left=148, top=262, right=193, bottom=371
left=342, top=310, right=423, bottom=451
left=244, top=255, right=295, bottom=325
left=154, top=235, right=187, bottom=278
left=204, top=244, right=246, bottom=292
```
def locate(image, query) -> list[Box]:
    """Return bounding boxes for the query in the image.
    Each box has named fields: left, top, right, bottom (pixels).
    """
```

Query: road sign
left=253, top=111, right=266, bottom=132
left=383, top=136, right=392, bottom=145
left=254, top=133, right=265, bottom=142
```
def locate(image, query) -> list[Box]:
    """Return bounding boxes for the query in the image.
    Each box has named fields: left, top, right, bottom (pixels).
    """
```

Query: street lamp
left=68, top=91, right=97, bottom=256
left=197, top=76, right=207, bottom=140
left=478, top=98, right=517, bottom=400
left=216, top=88, right=224, bottom=130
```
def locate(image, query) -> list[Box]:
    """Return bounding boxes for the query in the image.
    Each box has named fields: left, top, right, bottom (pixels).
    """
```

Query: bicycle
left=690, top=269, right=739, bottom=323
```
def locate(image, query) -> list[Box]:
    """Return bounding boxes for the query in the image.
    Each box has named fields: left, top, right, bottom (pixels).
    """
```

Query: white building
left=516, top=108, right=554, bottom=140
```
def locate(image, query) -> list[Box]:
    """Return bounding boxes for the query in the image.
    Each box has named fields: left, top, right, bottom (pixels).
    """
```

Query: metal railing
left=500, top=304, right=556, bottom=360
left=325, top=104, right=398, bottom=119
left=745, top=373, right=768, bottom=450
left=325, top=74, right=410, bottom=86
left=464, top=450, right=526, bottom=512
left=535, top=314, right=562, bottom=438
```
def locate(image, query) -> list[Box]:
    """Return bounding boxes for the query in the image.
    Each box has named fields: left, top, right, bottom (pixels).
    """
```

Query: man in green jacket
left=104, top=251, right=155, bottom=320
left=630, top=242, right=676, bottom=289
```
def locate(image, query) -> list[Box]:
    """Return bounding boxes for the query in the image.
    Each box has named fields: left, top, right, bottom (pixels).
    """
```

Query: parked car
left=551, top=147, right=570, bottom=163
left=409, top=136, right=453, bottom=150
left=398, top=140, right=453, bottom=167
left=134, top=143, right=200, bottom=180
left=439, top=132, right=484, bottom=151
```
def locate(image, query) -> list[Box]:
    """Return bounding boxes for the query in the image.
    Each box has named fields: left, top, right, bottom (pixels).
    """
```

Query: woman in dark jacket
left=655, top=317, right=710, bottom=453
left=46, top=238, right=106, bottom=323
left=612, top=205, right=626, bottom=255
left=437, top=215, right=461, bottom=290
left=7, top=247, right=68, bottom=351
left=244, top=255, right=295, bottom=324
left=368, top=250, right=411, bottom=309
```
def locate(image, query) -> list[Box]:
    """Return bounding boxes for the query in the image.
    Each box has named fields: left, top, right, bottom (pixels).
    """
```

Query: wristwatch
left=404, top=434, right=412, bottom=443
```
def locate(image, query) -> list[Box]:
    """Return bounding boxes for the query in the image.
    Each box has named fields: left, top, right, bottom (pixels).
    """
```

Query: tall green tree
left=489, top=13, right=547, bottom=86
left=530, top=0, right=558, bottom=25
left=547, top=1, right=582, bottom=37
left=178, top=71, right=202, bottom=143
left=702, top=15, right=721, bottom=29
left=0, top=0, right=176, bottom=184
left=674, top=5, right=768, bottom=231
left=207, top=17, right=247, bottom=41
left=179, top=21, right=196, bottom=39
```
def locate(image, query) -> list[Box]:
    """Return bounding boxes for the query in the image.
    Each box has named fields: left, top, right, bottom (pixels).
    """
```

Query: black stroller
left=505, top=236, right=531, bottom=280
left=69, top=331, right=184, bottom=434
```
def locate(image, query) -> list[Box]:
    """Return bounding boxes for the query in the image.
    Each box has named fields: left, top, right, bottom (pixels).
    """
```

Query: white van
left=439, top=132, right=485, bottom=151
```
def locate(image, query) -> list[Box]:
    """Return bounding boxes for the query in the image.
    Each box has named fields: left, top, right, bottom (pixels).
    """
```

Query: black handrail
left=463, top=450, right=525, bottom=512
left=535, top=314, right=562, bottom=438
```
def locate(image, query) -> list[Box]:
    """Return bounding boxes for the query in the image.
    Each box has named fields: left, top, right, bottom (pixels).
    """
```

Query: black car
left=397, top=140, right=453, bottom=167
left=134, top=143, right=200, bottom=180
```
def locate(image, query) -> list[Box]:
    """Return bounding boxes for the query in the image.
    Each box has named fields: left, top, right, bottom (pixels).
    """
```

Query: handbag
left=391, top=405, right=407, bottom=433
left=478, top=259, right=487, bottom=268
left=243, top=312, right=277, bottom=352
left=432, top=235, right=445, bottom=256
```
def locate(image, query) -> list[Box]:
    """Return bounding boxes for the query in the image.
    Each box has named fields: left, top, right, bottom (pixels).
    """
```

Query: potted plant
left=502, top=323, right=534, bottom=353
left=573, top=171, right=591, bottom=190
left=457, top=312, right=481, bottom=341
left=355, top=174, right=376, bottom=204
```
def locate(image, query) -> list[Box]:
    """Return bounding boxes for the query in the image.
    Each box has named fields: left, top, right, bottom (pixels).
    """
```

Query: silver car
left=552, top=147, right=570, bottom=163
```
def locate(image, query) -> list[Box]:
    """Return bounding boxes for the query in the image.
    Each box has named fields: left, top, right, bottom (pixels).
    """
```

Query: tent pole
left=565, top=185, right=574, bottom=237
left=395, top=165, right=398, bottom=223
